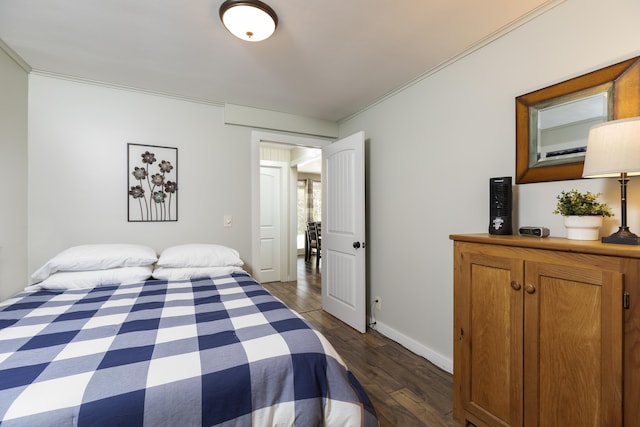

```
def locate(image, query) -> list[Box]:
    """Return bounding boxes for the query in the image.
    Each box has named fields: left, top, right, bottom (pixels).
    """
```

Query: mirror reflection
left=530, top=86, right=612, bottom=168
left=515, top=55, right=640, bottom=184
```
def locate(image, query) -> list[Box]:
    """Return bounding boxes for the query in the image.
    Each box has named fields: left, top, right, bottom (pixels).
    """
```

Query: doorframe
left=251, top=131, right=332, bottom=282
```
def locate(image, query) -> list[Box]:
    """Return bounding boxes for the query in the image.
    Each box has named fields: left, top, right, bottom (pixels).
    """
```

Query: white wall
left=339, top=0, right=640, bottom=371
left=0, top=47, right=28, bottom=299
left=27, top=75, right=255, bottom=279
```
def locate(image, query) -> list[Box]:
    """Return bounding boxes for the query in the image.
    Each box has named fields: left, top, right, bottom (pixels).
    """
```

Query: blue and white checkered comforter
left=0, top=272, right=377, bottom=426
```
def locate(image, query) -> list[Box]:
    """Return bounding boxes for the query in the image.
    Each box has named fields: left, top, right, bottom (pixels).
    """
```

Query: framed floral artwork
left=127, top=143, right=178, bottom=222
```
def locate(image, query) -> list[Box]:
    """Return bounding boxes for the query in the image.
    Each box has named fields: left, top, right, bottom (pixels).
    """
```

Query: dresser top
left=449, top=233, right=640, bottom=259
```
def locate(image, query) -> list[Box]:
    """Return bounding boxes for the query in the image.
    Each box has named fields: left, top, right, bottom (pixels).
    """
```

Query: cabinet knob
left=525, top=284, right=536, bottom=294
left=510, top=281, right=521, bottom=291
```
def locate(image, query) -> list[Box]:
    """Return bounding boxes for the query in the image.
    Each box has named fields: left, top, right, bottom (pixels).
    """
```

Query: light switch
left=224, top=214, right=233, bottom=227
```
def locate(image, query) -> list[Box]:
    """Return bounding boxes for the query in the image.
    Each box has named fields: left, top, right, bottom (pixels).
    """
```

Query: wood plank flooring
left=263, top=258, right=458, bottom=427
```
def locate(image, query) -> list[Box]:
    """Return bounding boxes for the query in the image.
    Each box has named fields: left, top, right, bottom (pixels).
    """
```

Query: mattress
left=0, top=272, right=377, bottom=426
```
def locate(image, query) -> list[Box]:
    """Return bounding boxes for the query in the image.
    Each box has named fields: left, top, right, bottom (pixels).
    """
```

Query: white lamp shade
left=583, top=116, right=640, bottom=178
left=220, top=1, right=277, bottom=42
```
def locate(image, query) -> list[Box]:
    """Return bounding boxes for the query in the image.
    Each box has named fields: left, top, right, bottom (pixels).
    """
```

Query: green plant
left=553, top=189, right=613, bottom=217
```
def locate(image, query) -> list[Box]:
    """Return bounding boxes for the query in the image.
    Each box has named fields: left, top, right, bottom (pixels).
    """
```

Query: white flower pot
left=563, top=216, right=603, bottom=240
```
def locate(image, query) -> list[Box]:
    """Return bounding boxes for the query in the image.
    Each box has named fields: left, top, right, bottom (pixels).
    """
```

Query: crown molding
left=29, top=68, right=225, bottom=107
left=0, top=37, right=31, bottom=73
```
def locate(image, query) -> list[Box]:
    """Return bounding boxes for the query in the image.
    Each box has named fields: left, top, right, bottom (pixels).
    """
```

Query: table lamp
left=582, top=116, right=640, bottom=244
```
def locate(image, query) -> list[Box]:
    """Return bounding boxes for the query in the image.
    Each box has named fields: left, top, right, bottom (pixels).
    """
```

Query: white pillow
left=25, top=266, right=153, bottom=291
left=31, top=244, right=158, bottom=282
left=152, top=266, right=243, bottom=281
left=157, top=244, right=243, bottom=268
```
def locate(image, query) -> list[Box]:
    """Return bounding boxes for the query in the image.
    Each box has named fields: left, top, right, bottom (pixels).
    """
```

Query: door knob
left=510, top=281, right=521, bottom=291
left=525, top=284, right=536, bottom=294
left=353, top=241, right=361, bottom=249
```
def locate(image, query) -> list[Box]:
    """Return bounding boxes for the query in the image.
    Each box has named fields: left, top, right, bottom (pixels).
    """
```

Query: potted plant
left=553, top=189, right=613, bottom=240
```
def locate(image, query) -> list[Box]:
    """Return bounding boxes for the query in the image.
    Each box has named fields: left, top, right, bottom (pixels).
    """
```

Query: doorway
left=250, top=131, right=331, bottom=283
left=252, top=130, right=368, bottom=332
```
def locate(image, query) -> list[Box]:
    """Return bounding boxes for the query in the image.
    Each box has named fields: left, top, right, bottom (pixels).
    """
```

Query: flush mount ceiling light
left=219, top=0, right=278, bottom=42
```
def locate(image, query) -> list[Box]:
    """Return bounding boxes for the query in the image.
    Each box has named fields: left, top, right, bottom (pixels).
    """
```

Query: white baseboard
left=374, top=320, right=453, bottom=374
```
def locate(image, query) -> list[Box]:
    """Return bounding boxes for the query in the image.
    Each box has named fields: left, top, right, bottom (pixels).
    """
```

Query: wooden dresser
left=450, top=234, right=640, bottom=427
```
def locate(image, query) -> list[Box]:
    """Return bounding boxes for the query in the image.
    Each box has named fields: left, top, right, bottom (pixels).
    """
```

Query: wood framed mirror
left=516, top=56, right=640, bottom=184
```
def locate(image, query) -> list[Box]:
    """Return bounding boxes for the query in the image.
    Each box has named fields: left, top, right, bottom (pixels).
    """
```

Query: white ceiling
left=0, top=0, right=553, bottom=122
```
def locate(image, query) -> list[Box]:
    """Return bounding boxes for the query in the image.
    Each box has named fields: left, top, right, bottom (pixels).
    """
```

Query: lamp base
left=601, top=228, right=640, bottom=245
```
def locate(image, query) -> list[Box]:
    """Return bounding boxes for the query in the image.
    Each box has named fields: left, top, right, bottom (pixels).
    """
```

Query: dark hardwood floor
left=263, top=257, right=458, bottom=427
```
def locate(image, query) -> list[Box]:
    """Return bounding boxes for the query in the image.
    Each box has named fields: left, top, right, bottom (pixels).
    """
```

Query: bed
left=0, top=244, right=378, bottom=426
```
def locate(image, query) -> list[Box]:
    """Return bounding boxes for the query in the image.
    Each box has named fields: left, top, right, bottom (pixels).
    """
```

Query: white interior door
left=322, top=131, right=366, bottom=333
left=260, top=165, right=282, bottom=283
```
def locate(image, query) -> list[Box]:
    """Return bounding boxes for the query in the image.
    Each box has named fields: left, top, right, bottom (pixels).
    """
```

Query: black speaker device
left=489, top=177, right=512, bottom=235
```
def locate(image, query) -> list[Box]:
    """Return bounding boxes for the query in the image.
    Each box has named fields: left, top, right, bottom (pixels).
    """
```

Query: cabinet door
left=457, top=252, right=524, bottom=427
left=523, top=262, right=623, bottom=427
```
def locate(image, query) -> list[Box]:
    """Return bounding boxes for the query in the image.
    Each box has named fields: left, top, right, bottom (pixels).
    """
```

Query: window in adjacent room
left=296, top=178, right=321, bottom=251
left=297, top=180, right=307, bottom=250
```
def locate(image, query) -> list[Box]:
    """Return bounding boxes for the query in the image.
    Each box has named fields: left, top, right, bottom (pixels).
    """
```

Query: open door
left=321, top=131, right=366, bottom=333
